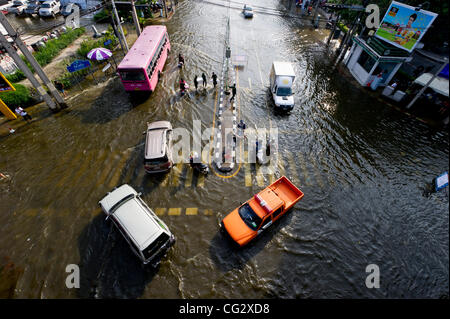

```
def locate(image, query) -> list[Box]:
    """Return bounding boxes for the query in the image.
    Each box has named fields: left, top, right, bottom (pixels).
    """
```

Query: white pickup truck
left=269, top=61, right=296, bottom=111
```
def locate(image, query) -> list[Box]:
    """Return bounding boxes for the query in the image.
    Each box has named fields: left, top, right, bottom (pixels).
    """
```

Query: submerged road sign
left=67, top=60, right=91, bottom=73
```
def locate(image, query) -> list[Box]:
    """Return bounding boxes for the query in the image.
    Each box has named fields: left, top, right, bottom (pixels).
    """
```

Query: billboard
left=375, top=1, right=438, bottom=52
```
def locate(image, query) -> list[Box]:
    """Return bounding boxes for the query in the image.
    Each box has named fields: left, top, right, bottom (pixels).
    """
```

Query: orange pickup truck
left=221, top=176, right=304, bottom=247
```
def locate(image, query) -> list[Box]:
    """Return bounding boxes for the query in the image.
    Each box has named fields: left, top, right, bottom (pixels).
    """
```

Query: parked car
left=144, top=121, right=173, bottom=173
left=221, top=176, right=304, bottom=247
left=7, top=0, right=28, bottom=15
left=24, top=1, right=41, bottom=15
left=38, top=0, right=60, bottom=17
left=61, top=2, right=76, bottom=16
left=99, top=184, right=175, bottom=266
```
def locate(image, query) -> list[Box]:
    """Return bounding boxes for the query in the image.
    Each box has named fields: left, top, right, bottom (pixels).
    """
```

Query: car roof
left=111, top=196, right=163, bottom=250
left=145, top=121, right=171, bottom=159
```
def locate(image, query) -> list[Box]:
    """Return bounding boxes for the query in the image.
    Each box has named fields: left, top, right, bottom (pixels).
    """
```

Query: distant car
left=242, top=5, right=253, bottom=18
left=144, top=121, right=173, bottom=173
left=39, top=0, right=60, bottom=17
left=61, top=3, right=76, bottom=16
left=24, top=1, right=41, bottom=15
left=7, top=0, right=28, bottom=15
left=99, top=184, right=175, bottom=266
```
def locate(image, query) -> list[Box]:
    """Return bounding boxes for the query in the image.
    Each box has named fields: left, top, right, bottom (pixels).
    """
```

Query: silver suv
left=144, top=121, right=173, bottom=173
left=99, top=184, right=175, bottom=266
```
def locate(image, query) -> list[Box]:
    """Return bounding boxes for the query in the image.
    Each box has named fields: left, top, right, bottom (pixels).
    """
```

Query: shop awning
left=414, top=73, right=449, bottom=97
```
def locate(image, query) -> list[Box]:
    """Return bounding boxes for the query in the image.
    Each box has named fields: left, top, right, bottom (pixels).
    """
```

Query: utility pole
left=111, top=0, right=129, bottom=52
left=312, top=0, right=320, bottom=28
left=326, top=13, right=340, bottom=46
left=0, top=12, right=66, bottom=109
left=335, top=11, right=360, bottom=63
left=406, top=60, right=448, bottom=109
left=162, top=0, right=168, bottom=18
left=0, top=33, right=59, bottom=111
left=338, top=13, right=362, bottom=65
left=130, top=0, right=141, bottom=36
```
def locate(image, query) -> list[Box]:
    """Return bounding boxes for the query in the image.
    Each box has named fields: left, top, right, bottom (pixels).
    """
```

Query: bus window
left=120, top=70, right=146, bottom=82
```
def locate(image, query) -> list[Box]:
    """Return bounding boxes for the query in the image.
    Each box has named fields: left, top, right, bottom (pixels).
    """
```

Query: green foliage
left=5, top=70, right=26, bottom=83
left=0, top=84, right=33, bottom=109
left=76, top=30, right=118, bottom=58
left=93, top=9, right=110, bottom=22
left=6, top=27, right=86, bottom=83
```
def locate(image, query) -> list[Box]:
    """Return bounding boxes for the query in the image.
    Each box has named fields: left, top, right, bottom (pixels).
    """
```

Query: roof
left=249, top=188, right=284, bottom=219
left=272, top=62, right=295, bottom=77
left=118, top=25, right=167, bottom=70
left=111, top=197, right=162, bottom=250
left=414, top=73, right=449, bottom=97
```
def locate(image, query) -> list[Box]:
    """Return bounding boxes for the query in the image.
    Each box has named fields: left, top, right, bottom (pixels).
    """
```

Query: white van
left=99, top=184, right=175, bottom=266
left=269, top=61, right=296, bottom=111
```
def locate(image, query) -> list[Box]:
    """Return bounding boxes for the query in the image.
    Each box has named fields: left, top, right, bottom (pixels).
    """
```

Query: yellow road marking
left=278, top=154, right=286, bottom=177
left=55, top=151, right=85, bottom=189
left=197, top=173, right=205, bottom=187
left=185, top=207, right=198, bottom=215
left=97, top=153, right=121, bottom=187
left=184, top=167, right=193, bottom=187
left=310, top=154, right=325, bottom=188
left=286, top=152, right=300, bottom=185
left=245, top=163, right=252, bottom=187
left=71, top=150, right=95, bottom=186
left=155, top=208, right=166, bottom=216
left=256, top=166, right=265, bottom=187
left=204, top=209, right=213, bottom=216
left=168, top=207, right=182, bottom=216
left=108, top=150, right=130, bottom=188
left=297, top=152, right=311, bottom=186
left=160, top=171, right=170, bottom=187
left=171, top=163, right=183, bottom=187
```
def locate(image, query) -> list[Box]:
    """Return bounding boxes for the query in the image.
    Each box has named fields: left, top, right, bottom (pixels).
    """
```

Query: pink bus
left=118, top=25, right=171, bottom=92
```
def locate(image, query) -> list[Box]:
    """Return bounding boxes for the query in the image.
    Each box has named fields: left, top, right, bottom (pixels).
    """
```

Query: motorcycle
left=189, top=156, right=209, bottom=175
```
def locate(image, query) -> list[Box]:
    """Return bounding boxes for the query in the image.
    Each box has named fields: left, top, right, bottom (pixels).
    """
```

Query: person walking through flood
left=180, top=78, right=187, bottom=93
left=14, top=107, right=32, bottom=123
left=202, top=73, right=207, bottom=88
left=229, top=83, right=237, bottom=101
left=194, top=76, right=199, bottom=90
left=178, top=53, right=185, bottom=67
left=54, top=81, right=66, bottom=97
left=212, top=72, right=218, bottom=88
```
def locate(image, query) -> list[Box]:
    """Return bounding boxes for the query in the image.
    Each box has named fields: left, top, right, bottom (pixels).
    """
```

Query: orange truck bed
left=221, top=176, right=304, bottom=247
left=269, top=176, right=304, bottom=210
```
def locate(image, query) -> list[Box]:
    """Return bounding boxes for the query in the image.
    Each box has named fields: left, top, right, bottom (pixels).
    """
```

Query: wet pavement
left=0, top=0, right=448, bottom=298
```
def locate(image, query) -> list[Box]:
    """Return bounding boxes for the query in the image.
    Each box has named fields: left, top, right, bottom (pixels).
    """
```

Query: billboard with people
left=375, top=1, right=438, bottom=52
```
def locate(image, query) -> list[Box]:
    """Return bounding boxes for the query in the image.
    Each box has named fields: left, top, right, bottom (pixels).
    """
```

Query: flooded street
left=0, top=0, right=448, bottom=298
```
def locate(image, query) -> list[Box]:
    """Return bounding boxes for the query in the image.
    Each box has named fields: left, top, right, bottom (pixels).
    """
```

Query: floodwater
left=0, top=0, right=448, bottom=298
